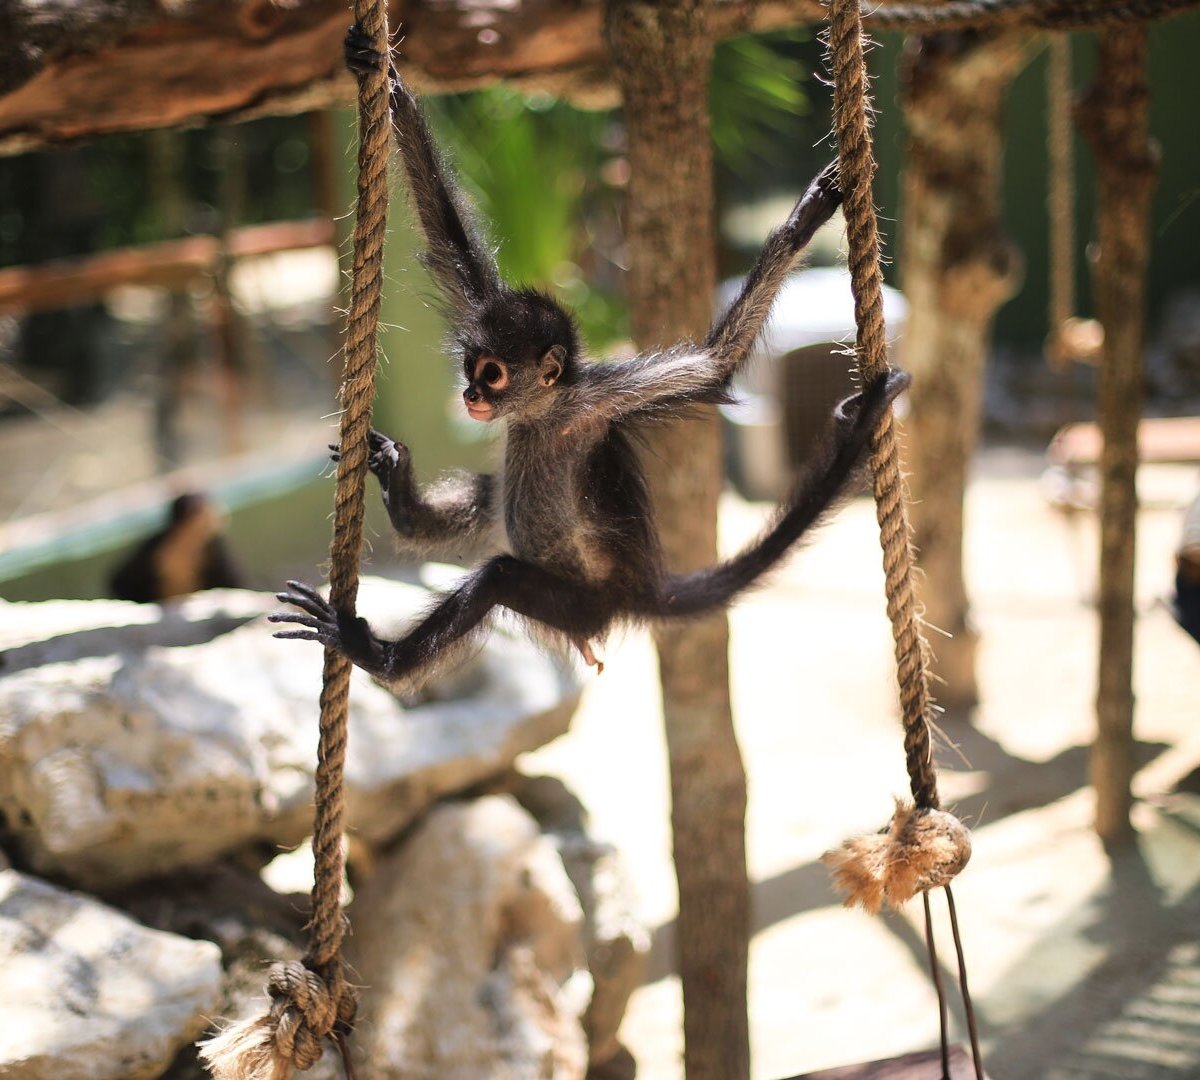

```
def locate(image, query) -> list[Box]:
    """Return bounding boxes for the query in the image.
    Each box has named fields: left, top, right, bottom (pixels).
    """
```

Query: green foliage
left=711, top=29, right=811, bottom=177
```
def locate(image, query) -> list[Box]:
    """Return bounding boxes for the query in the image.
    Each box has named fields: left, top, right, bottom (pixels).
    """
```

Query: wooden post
left=1077, top=26, right=1158, bottom=846
left=604, top=2, right=750, bottom=1077
left=898, top=29, right=1028, bottom=714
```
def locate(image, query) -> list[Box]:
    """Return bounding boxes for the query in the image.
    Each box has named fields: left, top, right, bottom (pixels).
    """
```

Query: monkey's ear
left=539, top=345, right=566, bottom=387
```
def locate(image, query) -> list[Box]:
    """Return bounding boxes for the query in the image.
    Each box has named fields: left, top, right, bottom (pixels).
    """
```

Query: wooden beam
left=0, top=0, right=806, bottom=153
left=4, top=0, right=1198, bottom=153
left=0, top=218, right=335, bottom=315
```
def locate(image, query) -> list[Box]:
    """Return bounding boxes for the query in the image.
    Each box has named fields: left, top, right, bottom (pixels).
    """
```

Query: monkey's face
left=462, top=346, right=565, bottom=422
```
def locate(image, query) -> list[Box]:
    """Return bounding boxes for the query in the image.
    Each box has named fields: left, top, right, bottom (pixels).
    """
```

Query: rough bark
left=8, top=0, right=1189, bottom=154
left=0, top=220, right=335, bottom=315
left=604, top=3, right=749, bottom=1078
left=0, top=0, right=766, bottom=154
left=1077, top=27, right=1158, bottom=846
left=897, top=29, right=1029, bottom=714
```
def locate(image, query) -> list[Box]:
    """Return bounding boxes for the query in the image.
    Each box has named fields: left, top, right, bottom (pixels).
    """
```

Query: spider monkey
left=111, top=492, right=243, bottom=604
left=269, top=26, right=909, bottom=688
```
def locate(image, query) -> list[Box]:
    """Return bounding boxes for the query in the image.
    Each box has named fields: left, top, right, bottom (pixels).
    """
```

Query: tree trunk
left=897, top=29, right=1029, bottom=714
left=1077, top=27, right=1158, bottom=846
left=604, top=3, right=749, bottom=1078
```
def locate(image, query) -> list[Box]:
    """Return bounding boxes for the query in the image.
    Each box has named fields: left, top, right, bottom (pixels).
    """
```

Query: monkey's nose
left=463, top=386, right=482, bottom=405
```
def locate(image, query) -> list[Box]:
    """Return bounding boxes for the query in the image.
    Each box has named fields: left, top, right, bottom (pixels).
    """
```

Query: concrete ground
left=523, top=449, right=1200, bottom=1080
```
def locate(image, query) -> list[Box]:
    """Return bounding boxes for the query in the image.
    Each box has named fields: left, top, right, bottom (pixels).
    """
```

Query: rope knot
left=199, top=957, right=359, bottom=1078
left=264, top=961, right=342, bottom=1069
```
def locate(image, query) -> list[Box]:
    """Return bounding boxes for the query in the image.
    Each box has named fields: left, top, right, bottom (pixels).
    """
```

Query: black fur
left=269, top=26, right=909, bottom=690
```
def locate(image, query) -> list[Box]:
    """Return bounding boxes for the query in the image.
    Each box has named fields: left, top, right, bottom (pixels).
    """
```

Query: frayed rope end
left=822, top=800, right=972, bottom=913
left=198, top=1014, right=293, bottom=1080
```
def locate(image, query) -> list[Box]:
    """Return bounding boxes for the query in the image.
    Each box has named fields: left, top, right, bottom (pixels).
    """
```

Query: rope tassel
left=823, top=801, right=972, bottom=914
left=201, top=962, right=357, bottom=1079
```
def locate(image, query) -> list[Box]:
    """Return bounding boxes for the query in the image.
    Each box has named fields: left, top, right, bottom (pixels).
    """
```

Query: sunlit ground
left=524, top=450, right=1200, bottom=1079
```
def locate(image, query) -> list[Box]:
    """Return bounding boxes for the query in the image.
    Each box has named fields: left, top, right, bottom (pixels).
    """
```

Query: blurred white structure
left=718, top=267, right=908, bottom=500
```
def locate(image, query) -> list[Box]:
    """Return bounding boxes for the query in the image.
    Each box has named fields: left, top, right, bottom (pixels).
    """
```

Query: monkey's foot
left=269, top=579, right=390, bottom=679
left=573, top=637, right=605, bottom=675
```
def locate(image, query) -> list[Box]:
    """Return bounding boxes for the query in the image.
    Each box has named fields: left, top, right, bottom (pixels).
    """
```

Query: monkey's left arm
left=705, top=158, right=842, bottom=377
left=339, top=429, right=498, bottom=558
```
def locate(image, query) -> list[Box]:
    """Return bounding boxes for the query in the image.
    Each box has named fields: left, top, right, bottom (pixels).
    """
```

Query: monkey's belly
left=504, top=500, right=614, bottom=584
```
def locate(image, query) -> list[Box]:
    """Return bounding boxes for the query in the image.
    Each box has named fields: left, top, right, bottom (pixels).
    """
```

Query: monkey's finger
left=282, top=580, right=330, bottom=607
left=272, top=629, right=322, bottom=642
left=267, top=612, right=327, bottom=629
left=273, top=591, right=330, bottom=619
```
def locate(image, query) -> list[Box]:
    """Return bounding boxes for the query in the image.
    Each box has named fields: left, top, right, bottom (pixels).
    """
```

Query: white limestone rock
left=345, top=796, right=592, bottom=1080
left=0, top=579, right=581, bottom=888
left=0, top=868, right=222, bottom=1080
left=0, top=589, right=273, bottom=673
left=505, top=774, right=649, bottom=1067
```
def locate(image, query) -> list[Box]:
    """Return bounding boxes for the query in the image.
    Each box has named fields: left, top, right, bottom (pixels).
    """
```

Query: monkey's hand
left=344, top=24, right=385, bottom=79
left=269, top=580, right=391, bottom=679
left=330, top=428, right=411, bottom=496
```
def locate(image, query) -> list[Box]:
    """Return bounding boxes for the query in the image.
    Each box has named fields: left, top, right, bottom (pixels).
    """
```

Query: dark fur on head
left=456, top=287, right=581, bottom=378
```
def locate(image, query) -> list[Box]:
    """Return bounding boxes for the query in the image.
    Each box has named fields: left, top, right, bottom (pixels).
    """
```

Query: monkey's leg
left=271, top=557, right=613, bottom=685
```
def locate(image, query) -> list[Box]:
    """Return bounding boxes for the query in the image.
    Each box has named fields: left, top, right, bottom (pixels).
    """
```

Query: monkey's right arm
left=354, top=430, right=498, bottom=558
left=345, top=24, right=501, bottom=316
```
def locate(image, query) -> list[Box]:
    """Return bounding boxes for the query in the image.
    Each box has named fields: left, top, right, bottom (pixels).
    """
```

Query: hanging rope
left=862, top=0, right=1198, bottom=33
left=829, top=0, right=939, bottom=815
left=822, top=0, right=973, bottom=917
left=199, top=1, right=392, bottom=1076
left=822, top=5, right=982, bottom=1075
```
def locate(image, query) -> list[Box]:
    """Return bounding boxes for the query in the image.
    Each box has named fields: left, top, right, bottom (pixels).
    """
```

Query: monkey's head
left=458, top=289, right=579, bottom=423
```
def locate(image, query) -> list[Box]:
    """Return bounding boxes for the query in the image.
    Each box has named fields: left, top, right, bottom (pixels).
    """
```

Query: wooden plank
left=782, top=1045, right=986, bottom=1079
left=0, top=218, right=334, bottom=314
left=1048, top=416, right=1200, bottom=468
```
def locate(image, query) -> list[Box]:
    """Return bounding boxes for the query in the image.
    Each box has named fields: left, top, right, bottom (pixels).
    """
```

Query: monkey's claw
left=270, top=579, right=391, bottom=678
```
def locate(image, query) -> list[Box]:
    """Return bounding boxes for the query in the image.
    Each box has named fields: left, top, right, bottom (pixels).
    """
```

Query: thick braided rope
left=308, top=0, right=391, bottom=986
left=859, top=0, right=1198, bottom=32
left=199, top=3, right=389, bottom=1077
left=828, top=0, right=939, bottom=811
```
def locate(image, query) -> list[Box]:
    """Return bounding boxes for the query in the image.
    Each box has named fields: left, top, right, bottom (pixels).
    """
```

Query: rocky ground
left=524, top=450, right=1200, bottom=1080
left=0, top=578, right=647, bottom=1079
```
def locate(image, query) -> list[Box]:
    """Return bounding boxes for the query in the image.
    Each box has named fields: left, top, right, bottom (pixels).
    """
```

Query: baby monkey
left=270, top=26, right=908, bottom=689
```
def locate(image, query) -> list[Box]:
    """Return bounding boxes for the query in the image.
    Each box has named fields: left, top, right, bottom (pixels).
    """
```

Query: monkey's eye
left=474, top=356, right=509, bottom=390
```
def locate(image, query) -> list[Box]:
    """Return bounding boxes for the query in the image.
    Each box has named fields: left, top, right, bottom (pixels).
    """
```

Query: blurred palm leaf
left=711, top=29, right=810, bottom=175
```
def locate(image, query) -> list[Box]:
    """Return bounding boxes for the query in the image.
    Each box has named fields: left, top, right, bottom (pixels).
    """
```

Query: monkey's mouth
left=466, top=402, right=496, bottom=422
